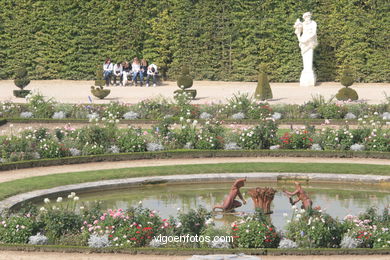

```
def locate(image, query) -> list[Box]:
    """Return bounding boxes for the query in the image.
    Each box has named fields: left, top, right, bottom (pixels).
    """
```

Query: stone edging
left=1, top=172, right=389, bottom=214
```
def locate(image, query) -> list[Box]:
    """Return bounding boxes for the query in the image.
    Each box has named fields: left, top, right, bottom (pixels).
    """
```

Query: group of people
left=103, top=57, right=159, bottom=87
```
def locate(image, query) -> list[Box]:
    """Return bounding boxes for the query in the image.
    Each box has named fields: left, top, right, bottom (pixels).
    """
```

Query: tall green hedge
left=0, top=0, right=388, bottom=82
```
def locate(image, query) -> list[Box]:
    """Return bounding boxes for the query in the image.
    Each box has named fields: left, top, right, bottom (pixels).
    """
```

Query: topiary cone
left=255, top=66, right=272, bottom=100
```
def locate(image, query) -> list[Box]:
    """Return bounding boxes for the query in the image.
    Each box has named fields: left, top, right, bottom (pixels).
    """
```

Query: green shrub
left=286, top=208, right=342, bottom=248
left=14, top=68, right=30, bottom=90
left=0, top=215, right=38, bottom=244
left=94, top=69, right=105, bottom=87
left=91, top=86, right=110, bottom=99
left=27, top=93, right=55, bottom=118
left=174, top=89, right=197, bottom=99
left=340, top=66, right=354, bottom=87
left=255, top=65, right=272, bottom=100
left=14, top=79, right=31, bottom=89
left=317, top=103, right=346, bottom=119
left=177, top=65, right=193, bottom=90
left=116, top=128, right=147, bottom=152
left=175, top=207, right=211, bottom=236
left=231, top=211, right=280, bottom=248
left=237, top=119, right=278, bottom=149
left=13, top=90, right=31, bottom=98
left=226, top=92, right=256, bottom=116
left=77, top=125, right=114, bottom=147
left=103, top=102, right=127, bottom=119
left=37, top=139, right=69, bottom=158
left=336, top=87, right=359, bottom=101
left=42, top=210, right=83, bottom=243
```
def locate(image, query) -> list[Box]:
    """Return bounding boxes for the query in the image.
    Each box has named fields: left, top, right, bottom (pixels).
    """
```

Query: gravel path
left=0, top=80, right=389, bottom=105
left=1, top=157, right=389, bottom=183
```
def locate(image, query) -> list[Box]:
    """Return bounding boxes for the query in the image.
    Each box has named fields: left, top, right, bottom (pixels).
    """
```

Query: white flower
left=56, top=197, right=63, bottom=203
left=44, top=198, right=50, bottom=204
left=283, top=213, right=288, bottom=217
left=80, top=206, right=85, bottom=210
left=39, top=207, right=46, bottom=211
left=73, top=196, right=79, bottom=201
left=139, top=201, right=142, bottom=205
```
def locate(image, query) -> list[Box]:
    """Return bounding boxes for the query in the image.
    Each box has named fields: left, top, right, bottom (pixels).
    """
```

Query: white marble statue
left=294, top=12, right=318, bottom=87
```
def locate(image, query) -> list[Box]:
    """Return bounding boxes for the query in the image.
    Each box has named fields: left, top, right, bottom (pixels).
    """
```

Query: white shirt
left=113, top=64, right=123, bottom=75
left=132, top=63, right=140, bottom=73
left=147, top=64, right=158, bottom=75
left=103, top=63, right=113, bottom=72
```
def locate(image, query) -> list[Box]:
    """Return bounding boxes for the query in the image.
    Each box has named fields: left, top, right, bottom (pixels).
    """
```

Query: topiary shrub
left=176, top=65, right=196, bottom=99
left=177, top=66, right=193, bottom=89
left=336, top=66, right=358, bottom=101
left=336, top=87, right=358, bottom=101
left=13, top=67, right=31, bottom=98
left=91, top=69, right=110, bottom=99
left=255, top=65, right=272, bottom=100
left=340, top=66, right=354, bottom=87
left=94, top=68, right=106, bottom=87
left=91, top=86, right=110, bottom=99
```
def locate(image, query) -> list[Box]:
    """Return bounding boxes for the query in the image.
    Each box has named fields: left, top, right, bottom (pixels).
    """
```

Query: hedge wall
left=0, top=0, right=388, bottom=82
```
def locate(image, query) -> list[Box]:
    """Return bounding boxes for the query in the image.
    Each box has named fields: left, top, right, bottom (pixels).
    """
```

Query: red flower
left=109, top=235, right=113, bottom=238
left=130, top=237, right=137, bottom=241
left=268, top=227, right=273, bottom=231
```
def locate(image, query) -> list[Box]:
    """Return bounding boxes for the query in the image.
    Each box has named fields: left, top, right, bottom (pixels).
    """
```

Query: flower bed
left=1, top=93, right=389, bottom=121
left=0, top=194, right=389, bottom=250
left=1, top=110, right=389, bottom=165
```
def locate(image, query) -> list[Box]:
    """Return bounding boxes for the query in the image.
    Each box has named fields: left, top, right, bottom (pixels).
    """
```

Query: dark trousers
left=146, top=74, right=157, bottom=85
left=112, top=74, right=123, bottom=85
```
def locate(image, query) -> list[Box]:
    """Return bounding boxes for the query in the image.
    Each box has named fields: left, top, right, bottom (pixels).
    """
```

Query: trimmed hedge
left=0, top=244, right=389, bottom=255
left=0, top=1, right=388, bottom=82
left=1, top=150, right=389, bottom=171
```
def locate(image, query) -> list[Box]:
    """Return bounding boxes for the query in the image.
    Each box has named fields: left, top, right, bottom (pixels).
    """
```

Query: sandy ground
left=1, top=157, right=389, bottom=183
left=0, top=80, right=389, bottom=105
left=0, top=251, right=389, bottom=260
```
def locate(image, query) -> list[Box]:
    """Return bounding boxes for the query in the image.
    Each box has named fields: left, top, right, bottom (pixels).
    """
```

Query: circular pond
left=37, top=182, right=390, bottom=231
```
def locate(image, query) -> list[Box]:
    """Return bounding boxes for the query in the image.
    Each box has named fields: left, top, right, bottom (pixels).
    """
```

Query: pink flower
left=93, top=220, right=99, bottom=225
left=100, top=216, right=105, bottom=221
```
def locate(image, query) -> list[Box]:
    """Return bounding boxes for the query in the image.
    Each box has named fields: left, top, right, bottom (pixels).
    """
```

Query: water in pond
left=39, top=182, right=390, bottom=231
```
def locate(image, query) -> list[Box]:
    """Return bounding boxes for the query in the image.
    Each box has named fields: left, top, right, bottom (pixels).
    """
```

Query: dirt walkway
left=1, top=157, right=389, bottom=183
left=0, top=251, right=388, bottom=260
left=0, top=80, right=389, bottom=105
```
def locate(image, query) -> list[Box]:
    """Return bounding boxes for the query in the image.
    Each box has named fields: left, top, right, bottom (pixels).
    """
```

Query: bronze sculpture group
left=213, top=178, right=312, bottom=213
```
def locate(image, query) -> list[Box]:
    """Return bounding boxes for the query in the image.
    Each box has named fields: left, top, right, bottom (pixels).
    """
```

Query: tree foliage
left=0, top=0, right=388, bottom=82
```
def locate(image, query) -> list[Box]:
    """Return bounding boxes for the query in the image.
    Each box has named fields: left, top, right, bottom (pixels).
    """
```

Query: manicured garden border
left=3, top=117, right=360, bottom=125
left=1, top=149, right=390, bottom=171
left=0, top=244, right=389, bottom=255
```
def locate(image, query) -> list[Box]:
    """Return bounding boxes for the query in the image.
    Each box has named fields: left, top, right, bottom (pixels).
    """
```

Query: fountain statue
left=247, top=187, right=277, bottom=214
left=213, top=178, right=246, bottom=212
left=283, top=181, right=313, bottom=210
left=294, top=12, right=318, bottom=87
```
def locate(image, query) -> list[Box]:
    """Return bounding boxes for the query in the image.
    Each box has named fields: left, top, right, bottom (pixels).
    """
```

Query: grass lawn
left=0, top=162, right=389, bottom=201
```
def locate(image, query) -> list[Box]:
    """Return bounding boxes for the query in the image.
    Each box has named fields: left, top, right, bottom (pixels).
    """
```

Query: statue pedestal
left=300, top=70, right=316, bottom=87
